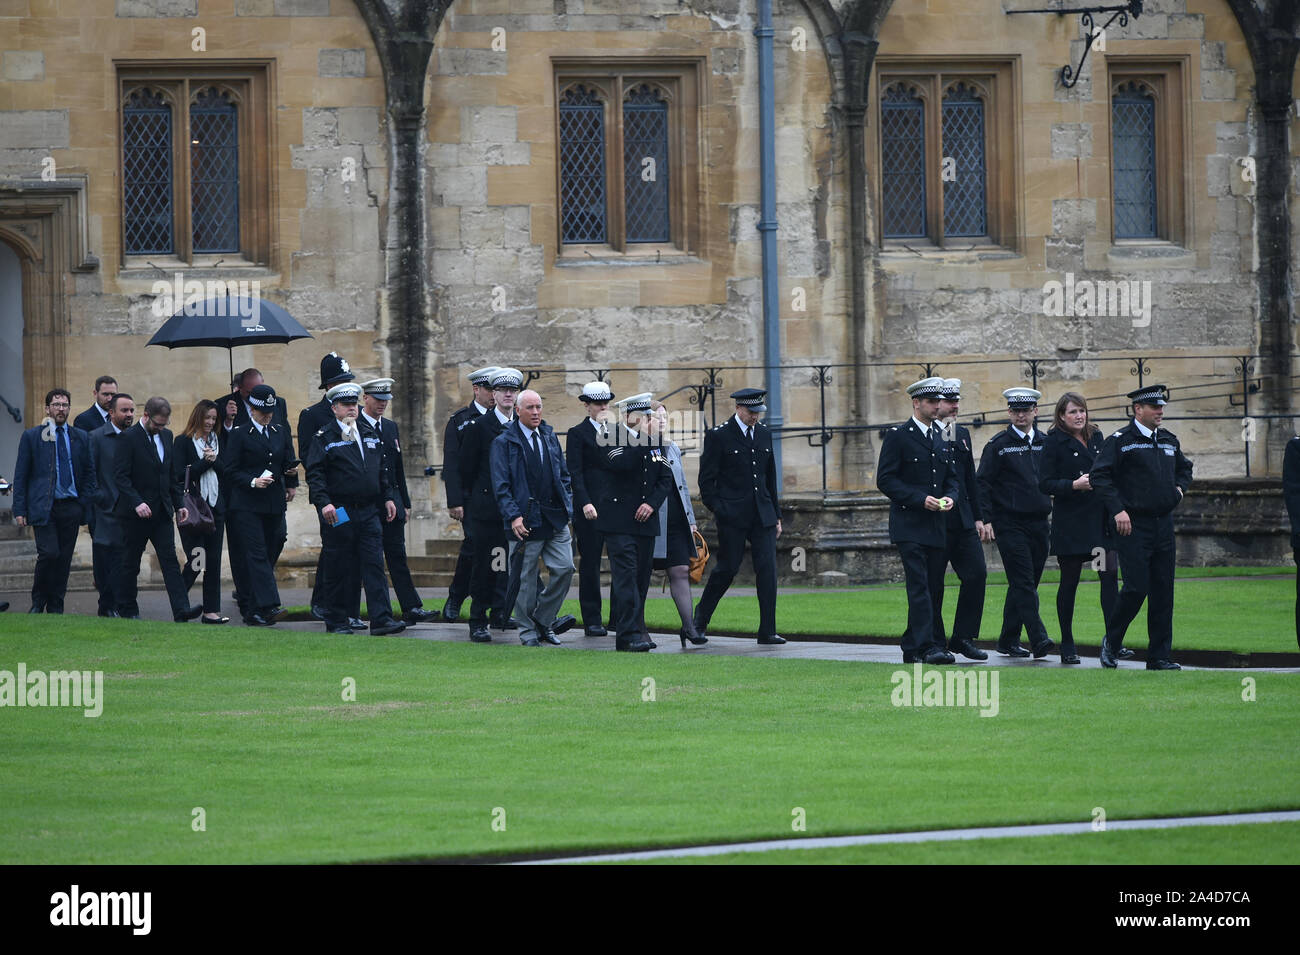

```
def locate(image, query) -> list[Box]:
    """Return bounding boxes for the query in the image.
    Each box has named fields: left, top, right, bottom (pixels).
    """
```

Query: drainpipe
left=755, top=0, right=783, bottom=495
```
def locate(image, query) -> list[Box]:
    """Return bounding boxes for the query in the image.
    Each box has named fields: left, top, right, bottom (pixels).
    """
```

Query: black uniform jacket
left=1038, top=427, right=1110, bottom=556
left=221, top=421, right=299, bottom=515
left=698, top=417, right=779, bottom=529
left=588, top=425, right=673, bottom=538
left=566, top=417, right=606, bottom=513
left=1089, top=420, right=1193, bottom=520
left=442, top=402, right=484, bottom=509
left=458, top=409, right=511, bottom=523
left=305, top=417, right=391, bottom=511
left=297, top=398, right=334, bottom=469
left=876, top=418, right=961, bottom=548
left=945, top=422, right=984, bottom=530
left=977, top=426, right=1052, bottom=523
left=364, top=414, right=411, bottom=512
left=114, top=422, right=184, bottom=519
left=217, top=391, right=291, bottom=451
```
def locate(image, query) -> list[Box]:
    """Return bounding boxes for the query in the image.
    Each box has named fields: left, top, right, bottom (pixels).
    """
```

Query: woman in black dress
left=1039, top=392, right=1117, bottom=663
left=647, top=401, right=706, bottom=647
left=173, top=399, right=228, bottom=624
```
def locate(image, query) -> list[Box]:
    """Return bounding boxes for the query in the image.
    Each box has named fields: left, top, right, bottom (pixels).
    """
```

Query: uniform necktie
left=746, top=426, right=753, bottom=444
left=530, top=429, right=541, bottom=463
left=56, top=425, right=73, bottom=497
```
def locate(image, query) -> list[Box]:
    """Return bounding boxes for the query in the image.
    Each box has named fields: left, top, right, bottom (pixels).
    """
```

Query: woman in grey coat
left=648, top=402, right=707, bottom=647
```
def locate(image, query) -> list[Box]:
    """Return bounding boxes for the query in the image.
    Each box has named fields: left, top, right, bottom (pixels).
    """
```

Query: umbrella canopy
left=146, top=295, right=314, bottom=381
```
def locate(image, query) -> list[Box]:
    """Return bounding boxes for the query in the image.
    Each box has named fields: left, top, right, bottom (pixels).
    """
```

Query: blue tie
left=56, top=425, right=75, bottom=498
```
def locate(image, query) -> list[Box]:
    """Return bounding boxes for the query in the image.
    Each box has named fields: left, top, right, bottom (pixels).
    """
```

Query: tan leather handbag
left=688, top=530, right=709, bottom=583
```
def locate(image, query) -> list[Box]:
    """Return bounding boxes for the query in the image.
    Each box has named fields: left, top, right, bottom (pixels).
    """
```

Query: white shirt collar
left=911, top=416, right=935, bottom=435
left=361, top=412, right=380, bottom=430
left=1133, top=419, right=1155, bottom=438
left=589, top=416, right=606, bottom=432
left=734, top=414, right=753, bottom=434
left=494, top=407, right=513, bottom=426
left=519, top=421, right=539, bottom=441
left=1011, top=424, right=1033, bottom=441
left=473, top=400, right=490, bottom=415
left=97, top=405, right=109, bottom=421
left=110, top=421, right=122, bottom=435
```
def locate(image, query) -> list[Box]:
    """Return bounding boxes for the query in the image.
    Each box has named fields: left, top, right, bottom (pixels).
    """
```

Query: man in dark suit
left=457, top=368, right=523, bottom=641
left=73, top=375, right=116, bottom=434
left=693, top=387, right=785, bottom=646
left=299, top=352, right=356, bottom=620
left=87, top=393, right=135, bottom=617
left=933, top=379, right=989, bottom=661
left=441, top=365, right=497, bottom=622
left=222, top=384, right=300, bottom=626
left=589, top=393, right=672, bottom=651
left=490, top=389, right=576, bottom=646
left=1284, top=433, right=1300, bottom=649
left=566, top=380, right=615, bottom=636
left=361, top=377, right=438, bottom=624
left=876, top=377, right=961, bottom=664
left=113, top=396, right=201, bottom=622
left=304, top=382, right=406, bottom=636
left=13, top=388, right=96, bottom=613
left=73, top=375, right=118, bottom=608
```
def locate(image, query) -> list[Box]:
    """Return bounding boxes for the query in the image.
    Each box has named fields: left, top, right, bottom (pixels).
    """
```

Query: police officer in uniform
left=877, top=377, right=960, bottom=664
left=304, top=382, right=407, bottom=637
left=976, top=387, right=1056, bottom=659
left=693, top=388, right=785, bottom=645
left=589, top=393, right=673, bottom=652
left=361, top=378, right=439, bottom=625
left=566, top=380, right=615, bottom=636
left=222, top=384, right=299, bottom=626
left=1090, top=384, right=1193, bottom=669
left=300, top=352, right=356, bottom=620
left=457, top=367, right=524, bottom=642
left=441, top=365, right=499, bottom=622
left=933, top=379, right=989, bottom=660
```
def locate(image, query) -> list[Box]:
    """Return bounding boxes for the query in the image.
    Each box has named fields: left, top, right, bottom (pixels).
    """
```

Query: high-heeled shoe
left=679, top=626, right=708, bottom=648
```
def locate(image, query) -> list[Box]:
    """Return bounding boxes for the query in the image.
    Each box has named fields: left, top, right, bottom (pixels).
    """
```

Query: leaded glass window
left=881, top=84, right=927, bottom=238
left=623, top=84, right=670, bottom=243
left=123, top=88, right=175, bottom=255
left=559, top=84, right=608, bottom=244
left=1112, top=81, right=1157, bottom=239
left=190, top=87, right=240, bottom=254
left=941, top=82, right=987, bottom=238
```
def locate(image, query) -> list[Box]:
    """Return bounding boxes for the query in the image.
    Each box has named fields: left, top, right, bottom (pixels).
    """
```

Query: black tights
left=1056, top=552, right=1118, bottom=651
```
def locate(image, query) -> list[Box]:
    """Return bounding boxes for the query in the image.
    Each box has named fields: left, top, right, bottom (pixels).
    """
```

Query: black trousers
left=694, top=520, right=778, bottom=638
left=381, top=513, right=422, bottom=612
left=573, top=513, right=606, bottom=627
left=934, top=522, right=987, bottom=646
left=467, top=516, right=507, bottom=625
left=896, top=540, right=948, bottom=654
left=86, top=506, right=116, bottom=614
left=179, top=511, right=226, bottom=614
left=446, top=536, right=474, bottom=608
left=117, top=511, right=190, bottom=618
left=310, top=514, right=328, bottom=610
left=32, top=498, right=83, bottom=612
left=994, top=515, right=1051, bottom=648
left=320, top=503, right=395, bottom=629
left=1105, top=514, right=1176, bottom=661
left=605, top=532, right=654, bottom=638
left=226, top=509, right=283, bottom=615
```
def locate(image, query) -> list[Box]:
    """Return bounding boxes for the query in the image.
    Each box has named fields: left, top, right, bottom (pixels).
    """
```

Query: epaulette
left=315, top=428, right=327, bottom=437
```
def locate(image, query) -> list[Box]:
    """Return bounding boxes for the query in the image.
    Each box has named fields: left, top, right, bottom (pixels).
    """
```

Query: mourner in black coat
left=693, top=388, right=785, bottom=645
left=876, top=377, right=961, bottom=664
left=1090, top=384, right=1193, bottom=669
left=87, top=397, right=132, bottom=616
left=173, top=401, right=228, bottom=622
left=439, top=365, right=498, bottom=621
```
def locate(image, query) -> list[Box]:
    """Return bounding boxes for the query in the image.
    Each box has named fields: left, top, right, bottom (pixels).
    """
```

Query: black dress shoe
left=902, top=650, right=923, bottom=663
left=348, top=617, right=364, bottom=630
left=1099, top=639, right=1118, bottom=669
left=615, top=637, right=653, bottom=652
left=28, top=605, right=44, bottom=613
left=310, top=605, right=326, bottom=621
left=490, top=616, right=520, bottom=630
left=922, top=647, right=956, bottom=664
left=1117, top=647, right=1136, bottom=660
left=679, top=625, right=708, bottom=647
left=538, top=629, right=563, bottom=646
left=1031, top=638, right=1055, bottom=660
left=178, top=604, right=204, bottom=622
left=370, top=619, right=407, bottom=636
left=266, top=606, right=286, bottom=620
left=757, top=634, right=787, bottom=645
left=1060, top=650, right=1082, bottom=664
left=469, top=625, right=492, bottom=643
left=0, top=601, right=8, bottom=612
left=243, top=613, right=273, bottom=627
left=520, top=637, right=541, bottom=646
left=201, top=615, right=227, bottom=625
left=403, top=608, right=440, bottom=624
left=550, top=614, right=577, bottom=635
left=1145, top=659, right=1182, bottom=670
left=326, top=625, right=355, bottom=635
left=997, top=642, right=1030, bottom=657
left=584, top=624, right=607, bottom=637
left=949, top=639, right=988, bottom=661
left=442, top=599, right=462, bottom=622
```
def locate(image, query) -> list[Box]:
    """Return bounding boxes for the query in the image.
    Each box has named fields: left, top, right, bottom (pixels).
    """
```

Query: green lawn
left=628, top=822, right=1300, bottom=865
left=1, top=617, right=1296, bottom=864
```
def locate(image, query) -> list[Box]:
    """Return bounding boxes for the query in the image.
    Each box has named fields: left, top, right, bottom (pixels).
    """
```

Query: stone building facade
left=1, top=0, right=1297, bottom=570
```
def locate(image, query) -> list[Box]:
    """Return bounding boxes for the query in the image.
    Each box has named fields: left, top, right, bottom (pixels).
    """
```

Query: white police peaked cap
left=490, top=367, right=524, bottom=390
left=361, top=378, right=394, bottom=400
left=580, top=381, right=615, bottom=403
left=468, top=366, right=499, bottom=386
left=326, top=382, right=363, bottom=403
left=1127, top=383, right=1169, bottom=406
left=616, top=392, right=654, bottom=414
left=941, top=378, right=962, bottom=399
left=1003, top=386, right=1042, bottom=408
left=906, top=377, right=946, bottom=398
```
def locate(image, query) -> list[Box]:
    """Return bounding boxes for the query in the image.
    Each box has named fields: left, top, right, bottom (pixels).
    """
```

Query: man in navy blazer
left=87, top=393, right=135, bottom=616
left=12, top=388, right=96, bottom=613
left=490, top=389, right=576, bottom=646
left=113, top=396, right=200, bottom=622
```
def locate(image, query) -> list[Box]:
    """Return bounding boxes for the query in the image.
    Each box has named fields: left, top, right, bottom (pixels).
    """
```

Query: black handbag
left=178, top=463, right=215, bottom=534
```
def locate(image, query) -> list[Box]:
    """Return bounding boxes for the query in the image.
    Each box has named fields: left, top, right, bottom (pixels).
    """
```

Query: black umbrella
left=146, top=294, right=314, bottom=382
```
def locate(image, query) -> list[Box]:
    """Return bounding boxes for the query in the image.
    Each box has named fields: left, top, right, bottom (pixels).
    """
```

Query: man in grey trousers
left=489, top=389, right=577, bottom=646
